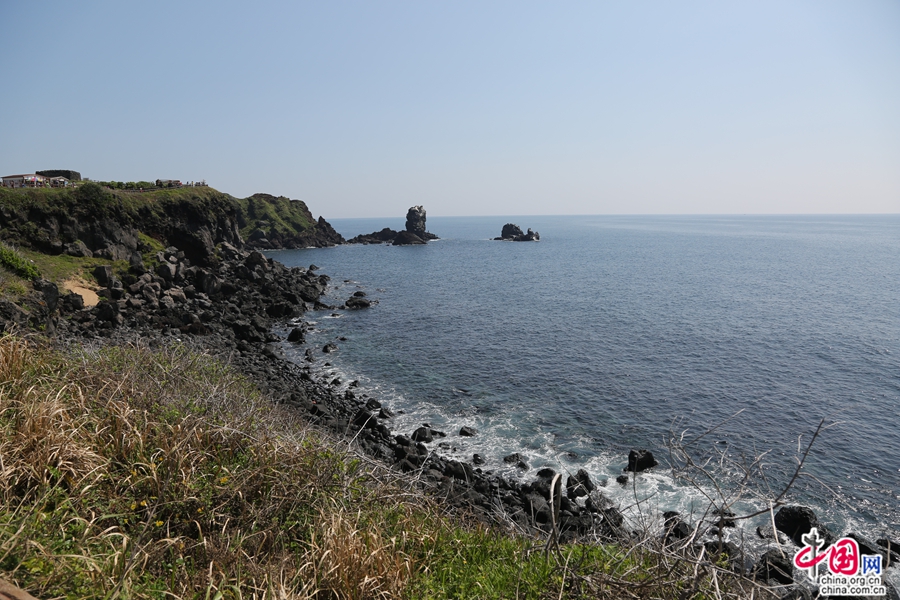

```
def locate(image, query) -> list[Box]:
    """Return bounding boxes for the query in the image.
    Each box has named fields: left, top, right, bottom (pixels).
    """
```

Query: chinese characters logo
left=792, top=528, right=886, bottom=596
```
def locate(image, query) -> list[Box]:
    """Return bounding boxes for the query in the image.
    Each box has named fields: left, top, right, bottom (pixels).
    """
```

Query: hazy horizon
left=2, top=1, right=898, bottom=219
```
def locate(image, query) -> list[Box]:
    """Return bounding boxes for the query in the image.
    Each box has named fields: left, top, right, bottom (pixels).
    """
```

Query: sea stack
left=405, top=205, right=427, bottom=238
left=347, top=205, right=439, bottom=245
left=495, top=223, right=540, bottom=241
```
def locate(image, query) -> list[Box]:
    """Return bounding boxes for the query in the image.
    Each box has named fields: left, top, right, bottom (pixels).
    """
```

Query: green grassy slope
left=232, top=193, right=318, bottom=240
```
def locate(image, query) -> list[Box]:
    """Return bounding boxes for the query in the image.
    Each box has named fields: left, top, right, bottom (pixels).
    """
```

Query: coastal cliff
left=0, top=184, right=343, bottom=267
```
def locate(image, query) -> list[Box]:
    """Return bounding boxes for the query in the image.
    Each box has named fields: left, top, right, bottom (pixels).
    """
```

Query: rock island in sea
left=494, top=222, right=540, bottom=241
left=347, top=205, right=439, bottom=245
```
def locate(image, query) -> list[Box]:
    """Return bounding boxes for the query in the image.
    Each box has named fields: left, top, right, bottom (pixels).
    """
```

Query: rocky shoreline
left=16, top=240, right=623, bottom=542
left=12, top=245, right=895, bottom=598
left=1, top=186, right=896, bottom=597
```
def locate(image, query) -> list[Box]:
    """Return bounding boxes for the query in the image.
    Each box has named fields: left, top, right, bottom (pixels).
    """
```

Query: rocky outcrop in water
left=625, top=448, right=658, bottom=472
left=392, top=230, right=426, bottom=245
left=347, top=206, right=438, bottom=245
left=405, top=205, right=427, bottom=237
left=494, top=223, right=539, bottom=241
left=345, top=227, right=397, bottom=245
left=774, top=505, right=833, bottom=546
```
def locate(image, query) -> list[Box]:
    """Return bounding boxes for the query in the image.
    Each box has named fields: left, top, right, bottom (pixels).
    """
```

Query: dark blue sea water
left=270, top=215, right=900, bottom=543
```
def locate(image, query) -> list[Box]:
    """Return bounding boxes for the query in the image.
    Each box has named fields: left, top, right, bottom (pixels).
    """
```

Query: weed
left=0, top=243, right=40, bottom=280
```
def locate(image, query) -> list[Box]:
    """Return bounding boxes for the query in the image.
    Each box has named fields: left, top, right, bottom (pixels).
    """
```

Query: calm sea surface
left=269, top=215, right=899, bottom=541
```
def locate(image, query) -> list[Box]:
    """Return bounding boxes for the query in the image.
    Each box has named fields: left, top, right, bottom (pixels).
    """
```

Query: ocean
left=268, top=214, right=899, bottom=544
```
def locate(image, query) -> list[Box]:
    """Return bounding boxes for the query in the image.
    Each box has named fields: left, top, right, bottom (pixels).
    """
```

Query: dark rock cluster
left=347, top=206, right=439, bottom=245
left=59, top=244, right=327, bottom=345
left=0, top=278, right=66, bottom=334
left=494, top=223, right=540, bottom=242
left=345, top=227, right=398, bottom=245
left=625, top=448, right=658, bottom=472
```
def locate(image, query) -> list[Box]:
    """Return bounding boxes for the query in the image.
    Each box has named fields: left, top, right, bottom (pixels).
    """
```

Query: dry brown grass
left=0, top=334, right=424, bottom=599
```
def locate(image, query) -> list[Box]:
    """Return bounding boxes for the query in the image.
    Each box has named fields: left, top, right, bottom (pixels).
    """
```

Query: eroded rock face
left=0, top=300, right=29, bottom=332
left=501, top=223, right=524, bottom=239
left=405, top=205, right=427, bottom=237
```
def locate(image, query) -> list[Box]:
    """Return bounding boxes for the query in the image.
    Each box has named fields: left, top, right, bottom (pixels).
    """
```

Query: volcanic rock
left=345, top=296, right=371, bottom=309
left=625, top=449, right=658, bottom=472
left=411, top=426, right=434, bottom=443
left=405, top=205, right=427, bottom=237
left=347, top=206, right=438, bottom=245
left=495, top=223, right=540, bottom=241
left=392, top=231, right=426, bottom=246
left=753, top=549, right=794, bottom=584
left=566, top=468, right=596, bottom=499
left=774, top=505, right=824, bottom=546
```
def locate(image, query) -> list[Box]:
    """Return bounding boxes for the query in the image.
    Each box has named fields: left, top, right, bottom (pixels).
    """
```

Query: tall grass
left=0, top=335, right=418, bottom=598
left=0, top=335, right=776, bottom=599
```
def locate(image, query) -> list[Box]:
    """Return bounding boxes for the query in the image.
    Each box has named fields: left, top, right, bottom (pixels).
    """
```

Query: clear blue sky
left=1, top=1, right=898, bottom=218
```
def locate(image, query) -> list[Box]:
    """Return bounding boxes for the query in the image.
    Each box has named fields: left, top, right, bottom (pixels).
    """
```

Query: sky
left=1, top=1, right=898, bottom=218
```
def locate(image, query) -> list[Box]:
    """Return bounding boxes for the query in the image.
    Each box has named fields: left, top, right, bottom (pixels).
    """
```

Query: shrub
left=0, top=243, right=40, bottom=280
left=75, top=181, right=106, bottom=204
